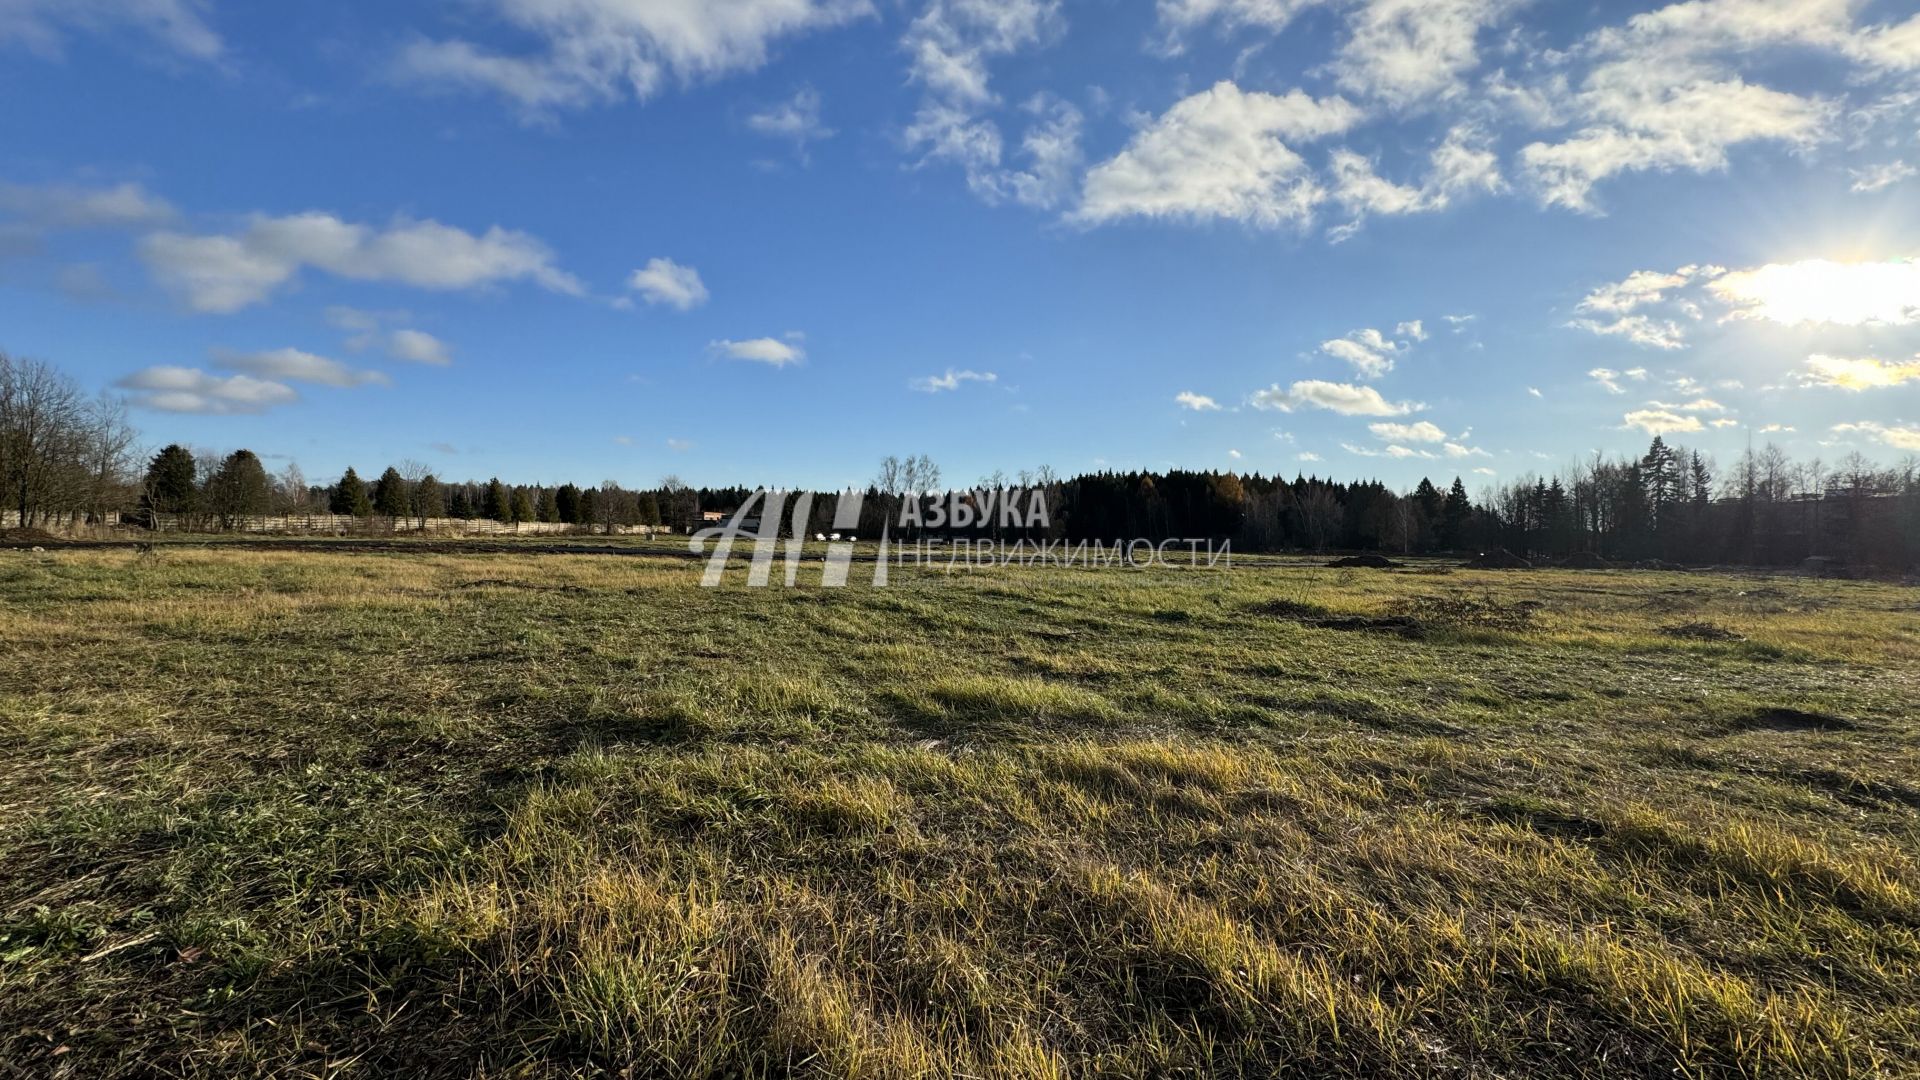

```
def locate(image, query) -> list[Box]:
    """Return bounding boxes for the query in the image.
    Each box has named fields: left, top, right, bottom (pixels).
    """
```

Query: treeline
left=7, top=351, right=1917, bottom=567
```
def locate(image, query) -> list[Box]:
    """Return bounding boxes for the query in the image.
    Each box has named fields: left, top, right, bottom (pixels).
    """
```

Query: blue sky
left=1, top=0, right=1917, bottom=491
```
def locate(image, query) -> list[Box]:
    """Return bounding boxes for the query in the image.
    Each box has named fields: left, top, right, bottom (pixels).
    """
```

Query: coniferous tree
left=205, top=450, right=272, bottom=529
left=510, top=488, right=535, bottom=524
left=482, top=478, right=509, bottom=523
left=555, top=483, right=582, bottom=524
left=1440, top=478, right=1472, bottom=550
left=330, top=468, right=372, bottom=517
left=536, top=487, right=559, bottom=523
left=372, top=466, right=410, bottom=519
left=142, top=444, right=198, bottom=523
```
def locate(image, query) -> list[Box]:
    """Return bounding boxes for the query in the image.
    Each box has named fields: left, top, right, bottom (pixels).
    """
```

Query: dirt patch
left=1730, top=708, right=1856, bottom=734
left=1468, top=548, right=1532, bottom=569
left=1256, top=599, right=1425, bottom=638
left=1558, top=551, right=1613, bottom=569
left=0, top=527, right=58, bottom=543
left=1659, top=621, right=1745, bottom=642
left=1327, top=554, right=1401, bottom=569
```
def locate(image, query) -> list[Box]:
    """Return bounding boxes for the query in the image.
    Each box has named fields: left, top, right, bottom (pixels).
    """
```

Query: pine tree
left=447, top=486, right=473, bottom=520
left=556, top=483, right=581, bottom=524
left=372, top=467, right=409, bottom=519
left=331, top=468, right=372, bottom=517
left=510, top=488, right=535, bottom=524
left=536, top=487, right=559, bottom=523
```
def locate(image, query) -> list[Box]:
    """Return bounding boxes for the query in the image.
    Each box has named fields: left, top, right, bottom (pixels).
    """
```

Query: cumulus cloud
left=1832, top=420, right=1920, bottom=451
left=214, top=347, right=389, bottom=387
left=0, top=0, right=222, bottom=61
left=114, top=365, right=297, bottom=414
left=911, top=368, right=997, bottom=391
left=1249, top=379, right=1421, bottom=416
left=1568, top=264, right=1724, bottom=348
left=1370, top=420, right=1446, bottom=442
left=1623, top=408, right=1704, bottom=435
left=1333, top=0, right=1518, bottom=109
left=388, top=329, right=453, bottom=366
left=141, top=213, right=582, bottom=313
left=711, top=336, right=804, bottom=366
left=1800, top=354, right=1920, bottom=390
left=628, top=257, right=709, bottom=310
left=1075, top=81, right=1361, bottom=228
left=395, top=0, right=871, bottom=114
left=1320, top=325, right=1417, bottom=378
left=1175, top=390, right=1221, bottom=411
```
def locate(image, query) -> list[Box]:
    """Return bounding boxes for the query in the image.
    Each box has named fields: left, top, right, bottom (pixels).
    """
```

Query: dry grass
left=0, top=548, right=1916, bottom=1077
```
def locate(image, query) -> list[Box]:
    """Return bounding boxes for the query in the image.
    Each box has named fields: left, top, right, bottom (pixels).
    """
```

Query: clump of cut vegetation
left=0, top=548, right=1916, bottom=1078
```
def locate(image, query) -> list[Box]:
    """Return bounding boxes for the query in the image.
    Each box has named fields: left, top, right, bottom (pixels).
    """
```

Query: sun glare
left=1709, top=258, right=1920, bottom=327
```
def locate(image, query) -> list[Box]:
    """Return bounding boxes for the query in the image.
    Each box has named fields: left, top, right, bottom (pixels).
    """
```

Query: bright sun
left=1708, top=258, right=1920, bottom=327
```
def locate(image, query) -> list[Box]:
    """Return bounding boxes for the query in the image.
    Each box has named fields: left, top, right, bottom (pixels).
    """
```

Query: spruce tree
left=414, top=474, right=445, bottom=523
left=510, top=488, right=535, bottom=524
left=372, top=467, right=410, bottom=519
left=331, top=468, right=372, bottom=517
left=206, top=450, right=272, bottom=528
left=482, top=478, right=509, bottom=522
left=142, top=444, right=198, bottom=520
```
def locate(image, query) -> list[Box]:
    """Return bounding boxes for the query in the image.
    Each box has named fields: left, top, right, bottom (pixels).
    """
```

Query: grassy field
left=1, top=548, right=1916, bottom=1078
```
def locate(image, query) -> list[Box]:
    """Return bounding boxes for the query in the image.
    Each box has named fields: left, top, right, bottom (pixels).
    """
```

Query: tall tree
left=205, top=450, right=272, bottom=529
left=142, top=444, right=198, bottom=523
left=482, top=478, right=510, bottom=523
left=413, top=474, right=444, bottom=526
left=331, top=467, right=372, bottom=518
left=372, top=466, right=410, bottom=520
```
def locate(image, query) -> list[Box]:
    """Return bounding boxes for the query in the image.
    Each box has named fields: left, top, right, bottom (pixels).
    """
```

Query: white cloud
left=1443, top=441, right=1489, bottom=457
left=911, top=368, right=998, bottom=392
left=1800, top=353, right=1920, bottom=390
left=748, top=85, right=833, bottom=149
left=1319, top=327, right=1409, bottom=378
left=1333, top=0, right=1516, bottom=109
left=114, top=365, right=297, bottom=414
left=214, top=347, right=389, bottom=388
left=141, top=213, right=582, bottom=313
left=0, top=181, right=175, bottom=229
left=666, top=437, right=695, bottom=452
left=1759, top=423, right=1794, bottom=433
left=1153, top=0, right=1321, bottom=49
left=396, top=0, right=871, bottom=114
left=902, top=1, right=1080, bottom=209
left=1395, top=319, right=1427, bottom=341
left=1569, top=313, right=1690, bottom=349
left=1588, top=366, right=1649, bottom=394
left=1250, top=379, right=1420, bottom=416
left=1527, top=387, right=1542, bottom=397
left=1370, top=420, right=1446, bottom=442
left=1227, top=448, right=1243, bottom=459
left=0, top=0, right=222, bottom=61
left=1075, top=81, right=1361, bottom=228
left=1175, top=390, right=1221, bottom=411
left=1709, top=258, right=1920, bottom=326
left=711, top=336, right=804, bottom=366
left=1648, top=396, right=1727, bottom=412
left=1326, top=125, right=1504, bottom=237
left=1849, top=160, right=1914, bottom=193
left=1832, top=420, right=1920, bottom=451
left=628, top=257, right=709, bottom=310
left=388, top=329, right=454, bottom=366
left=1298, top=450, right=1323, bottom=462
left=1623, top=408, right=1704, bottom=435
left=1521, top=62, right=1834, bottom=213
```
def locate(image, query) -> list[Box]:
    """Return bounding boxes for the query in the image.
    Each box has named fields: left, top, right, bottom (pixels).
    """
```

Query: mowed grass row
left=0, top=549, right=1916, bottom=1077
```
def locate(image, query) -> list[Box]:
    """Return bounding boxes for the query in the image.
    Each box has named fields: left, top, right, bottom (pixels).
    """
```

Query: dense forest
left=6, top=351, right=1917, bottom=569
